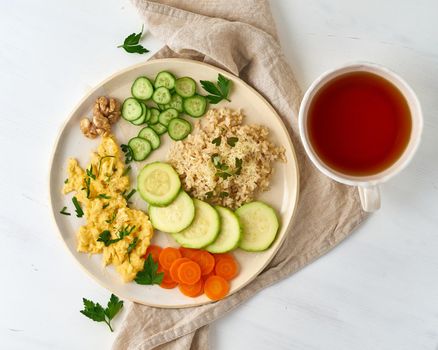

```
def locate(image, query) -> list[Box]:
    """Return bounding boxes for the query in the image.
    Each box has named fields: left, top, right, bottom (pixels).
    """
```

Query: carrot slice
left=179, top=279, right=203, bottom=297
left=179, top=247, right=198, bottom=259
left=177, top=261, right=201, bottom=285
left=159, top=247, right=182, bottom=270
left=191, top=251, right=215, bottom=275
left=158, top=266, right=178, bottom=289
left=144, top=245, right=162, bottom=262
left=213, top=253, right=233, bottom=264
left=215, top=255, right=239, bottom=280
left=204, top=275, right=230, bottom=301
left=169, top=257, right=191, bottom=283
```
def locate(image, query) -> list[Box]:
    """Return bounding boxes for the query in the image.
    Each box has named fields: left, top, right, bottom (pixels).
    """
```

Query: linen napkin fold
left=113, top=1, right=367, bottom=349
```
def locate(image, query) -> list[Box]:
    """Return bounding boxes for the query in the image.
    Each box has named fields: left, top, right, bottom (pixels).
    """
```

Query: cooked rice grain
left=168, top=108, right=286, bottom=209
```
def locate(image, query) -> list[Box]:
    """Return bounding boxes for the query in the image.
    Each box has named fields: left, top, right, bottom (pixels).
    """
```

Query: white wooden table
left=1, top=1, right=437, bottom=349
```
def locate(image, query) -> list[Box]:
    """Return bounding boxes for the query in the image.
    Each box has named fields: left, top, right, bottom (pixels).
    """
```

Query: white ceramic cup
left=298, top=62, right=423, bottom=212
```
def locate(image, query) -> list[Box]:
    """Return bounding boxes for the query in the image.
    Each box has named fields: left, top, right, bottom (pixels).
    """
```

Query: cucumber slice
left=236, top=201, right=279, bottom=252
left=168, top=118, right=192, bottom=140
left=175, top=77, right=196, bottom=98
left=128, top=137, right=152, bottom=161
left=150, top=123, right=167, bottom=135
left=138, top=127, right=160, bottom=150
left=164, top=93, right=184, bottom=112
left=131, top=103, right=147, bottom=125
left=137, top=162, right=181, bottom=206
left=158, top=108, right=179, bottom=126
left=206, top=206, right=241, bottom=253
left=122, top=98, right=143, bottom=121
left=149, top=108, right=160, bottom=124
left=152, top=87, right=171, bottom=104
left=149, top=191, right=195, bottom=233
left=183, top=95, right=207, bottom=118
left=154, top=71, right=176, bottom=89
left=131, top=76, right=154, bottom=100
left=172, top=199, right=220, bottom=248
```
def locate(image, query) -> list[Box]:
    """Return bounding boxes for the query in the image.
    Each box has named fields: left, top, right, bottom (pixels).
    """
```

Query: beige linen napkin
left=113, top=1, right=367, bottom=349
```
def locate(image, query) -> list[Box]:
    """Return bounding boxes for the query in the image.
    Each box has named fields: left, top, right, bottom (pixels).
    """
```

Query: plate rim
left=48, top=58, right=300, bottom=308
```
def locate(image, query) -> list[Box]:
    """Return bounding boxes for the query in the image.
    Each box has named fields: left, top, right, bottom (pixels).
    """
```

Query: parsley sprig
left=200, top=74, right=232, bottom=104
left=80, top=294, right=123, bottom=332
left=117, top=25, right=149, bottom=55
left=135, top=254, right=164, bottom=285
left=211, top=154, right=243, bottom=179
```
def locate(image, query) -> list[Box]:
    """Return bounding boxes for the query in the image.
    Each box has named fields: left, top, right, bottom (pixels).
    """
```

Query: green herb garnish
left=235, top=157, right=243, bottom=175
left=80, top=294, right=123, bottom=332
left=121, top=144, right=134, bottom=164
left=127, top=237, right=139, bottom=262
left=97, top=225, right=136, bottom=247
left=212, top=136, right=221, bottom=146
left=117, top=25, right=149, bottom=55
left=219, top=191, right=229, bottom=198
left=105, top=211, right=117, bottom=224
left=102, top=203, right=110, bottom=209
left=83, top=177, right=91, bottom=198
left=227, top=137, right=238, bottom=147
left=200, top=74, right=232, bottom=104
left=60, top=206, right=71, bottom=216
left=86, top=165, right=96, bottom=180
left=64, top=178, right=69, bottom=184
left=123, top=189, right=136, bottom=201
left=135, top=254, right=164, bottom=285
left=122, top=165, right=132, bottom=176
left=205, top=191, right=214, bottom=199
left=98, top=194, right=111, bottom=199
left=72, top=196, right=84, bottom=217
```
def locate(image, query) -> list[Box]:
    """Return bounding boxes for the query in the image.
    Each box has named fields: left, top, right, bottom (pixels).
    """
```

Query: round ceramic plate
left=49, top=58, right=299, bottom=308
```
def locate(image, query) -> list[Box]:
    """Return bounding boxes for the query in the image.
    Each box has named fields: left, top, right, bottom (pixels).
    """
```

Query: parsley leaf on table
left=80, top=294, right=123, bottom=332
left=135, top=254, right=164, bottom=285
left=117, top=25, right=149, bottom=55
left=200, top=74, right=232, bottom=104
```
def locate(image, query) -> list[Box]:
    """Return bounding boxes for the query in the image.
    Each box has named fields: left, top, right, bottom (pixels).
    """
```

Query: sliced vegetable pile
left=121, top=71, right=229, bottom=162
left=137, top=161, right=280, bottom=252
left=142, top=245, right=239, bottom=300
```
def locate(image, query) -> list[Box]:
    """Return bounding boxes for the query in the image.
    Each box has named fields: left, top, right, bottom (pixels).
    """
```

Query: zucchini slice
left=236, top=201, right=280, bottom=252
left=149, top=191, right=195, bottom=233
left=168, top=118, right=192, bottom=140
left=137, top=162, right=181, bottom=206
left=131, top=76, right=154, bottom=100
left=172, top=199, right=221, bottom=249
left=122, top=98, right=143, bottom=121
left=206, top=206, right=241, bottom=253
left=175, top=77, right=196, bottom=98
left=128, top=137, right=152, bottom=161
left=183, top=95, right=207, bottom=118
left=138, top=127, right=160, bottom=150
left=154, top=71, right=176, bottom=90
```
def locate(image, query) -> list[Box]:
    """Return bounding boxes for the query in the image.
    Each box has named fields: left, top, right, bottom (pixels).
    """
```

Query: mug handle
left=358, top=186, right=381, bottom=212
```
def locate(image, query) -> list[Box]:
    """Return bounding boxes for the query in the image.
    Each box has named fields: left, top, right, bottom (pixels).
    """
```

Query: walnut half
left=80, top=96, right=121, bottom=138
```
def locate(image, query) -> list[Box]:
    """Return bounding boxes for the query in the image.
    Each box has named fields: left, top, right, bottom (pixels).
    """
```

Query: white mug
left=298, top=62, right=423, bottom=212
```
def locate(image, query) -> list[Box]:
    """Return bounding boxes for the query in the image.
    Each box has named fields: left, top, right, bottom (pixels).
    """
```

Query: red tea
left=308, top=71, right=412, bottom=176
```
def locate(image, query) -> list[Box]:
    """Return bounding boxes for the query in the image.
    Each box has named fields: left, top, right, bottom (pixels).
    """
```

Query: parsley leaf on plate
left=80, top=294, right=123, bottom=332
left=200, top=74, right=232, bottom=104
left=135, top=254, right=164, bottom=285
left=117, top=25, right=149, bottom=55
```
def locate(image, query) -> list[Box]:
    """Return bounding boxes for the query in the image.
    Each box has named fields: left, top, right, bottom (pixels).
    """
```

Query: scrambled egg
left=63, top=135, right=153, bottom=282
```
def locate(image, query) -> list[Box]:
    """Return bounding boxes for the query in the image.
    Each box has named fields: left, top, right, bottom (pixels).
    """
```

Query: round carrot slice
left=191, top=251, right=215, bottom=275
left=144, top=244, right=162, bottom=262
left=179, top=247, right=198, bottom=259
left=179, top=279, right=203, bottom=297
left=159, top=247, right=182, bottom=270
left=215, top=255, right=239, bottom=280
left=177, top=261, right=201, bottom=285
left=169, top=257, right=191, bottom=283
left=158, top=266, right=177, bottom=289
left=204, top=275, right=230, bottom=301
left=160, top=280, right=178, bottom=289
left=213, top=253, right=233, bottom=264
